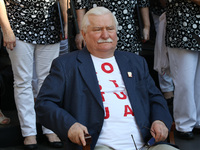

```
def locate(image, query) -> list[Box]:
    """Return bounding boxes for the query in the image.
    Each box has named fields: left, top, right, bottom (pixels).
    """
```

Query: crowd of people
left=0, top=0, right=200, bottom=150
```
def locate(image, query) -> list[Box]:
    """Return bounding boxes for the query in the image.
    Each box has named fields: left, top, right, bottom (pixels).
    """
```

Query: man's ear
left=81, top=30, right=86, bottom=40
left=81, top=30, right=86, bottom=47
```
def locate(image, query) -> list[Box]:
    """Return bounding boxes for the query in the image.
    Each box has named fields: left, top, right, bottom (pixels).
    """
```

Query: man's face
left=82, top=13, right=118, bottom=57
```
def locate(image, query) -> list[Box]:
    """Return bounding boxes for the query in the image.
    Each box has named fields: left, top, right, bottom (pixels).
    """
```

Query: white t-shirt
left=91, top=55, right=144, bottom=150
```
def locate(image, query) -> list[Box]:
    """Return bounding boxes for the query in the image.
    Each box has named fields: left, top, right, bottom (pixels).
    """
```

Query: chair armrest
left=167, top=122, right=175, bottom=145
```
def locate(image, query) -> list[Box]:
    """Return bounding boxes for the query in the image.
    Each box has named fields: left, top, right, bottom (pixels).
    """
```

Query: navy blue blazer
left=35, top=47, right=172, bottom=150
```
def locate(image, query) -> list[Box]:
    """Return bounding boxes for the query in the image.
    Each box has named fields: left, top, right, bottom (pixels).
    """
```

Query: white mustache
left=97, top=38, right=113, bottom=43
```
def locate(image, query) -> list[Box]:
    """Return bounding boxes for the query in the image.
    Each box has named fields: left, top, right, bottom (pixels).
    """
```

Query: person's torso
left=6, top=0, right=61, bottom=44
left=166, top=0, right=200, bottom=51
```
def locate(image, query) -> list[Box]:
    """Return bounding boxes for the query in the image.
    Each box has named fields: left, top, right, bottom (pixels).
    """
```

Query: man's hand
left=191, top=0, right=200, bottom=6
left=3, top=29, right=16, bottom=50
left=150, top=120, right=169, bottom=142
left=68, top=122, right=89, bottom=146
left=75, top=33, right=85, bottom=50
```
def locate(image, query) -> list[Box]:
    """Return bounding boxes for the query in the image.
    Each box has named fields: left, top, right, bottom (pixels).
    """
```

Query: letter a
left=124, top=105, right=134, bottom=116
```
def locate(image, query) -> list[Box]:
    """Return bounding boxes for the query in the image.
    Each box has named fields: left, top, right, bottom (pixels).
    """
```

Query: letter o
left=101, top=63, right=114, bottom=73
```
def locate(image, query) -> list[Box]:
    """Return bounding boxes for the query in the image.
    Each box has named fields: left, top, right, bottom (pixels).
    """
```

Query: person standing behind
left=74, top=0, right=150, bottom=53
left=0, top=0, right=68, bottom=149
left=165, top=0, right=200, bottom=139
left=150, top=0, right=174, bottom=118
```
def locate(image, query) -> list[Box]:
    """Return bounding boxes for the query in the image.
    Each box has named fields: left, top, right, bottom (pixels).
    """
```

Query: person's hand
left=3, top=29, right=16, bottom=50
left=150, top=120, right=169, bottom=142
left=75, top=33, right=85, bottom=50
left=142, top=26, right=150, bottom=43
left=191, top=0, right=200, bottom=6
left=68, top=122, right=89, bottom=146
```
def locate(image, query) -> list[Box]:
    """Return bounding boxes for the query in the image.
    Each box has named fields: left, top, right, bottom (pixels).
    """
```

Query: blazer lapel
left=114, top=51, right=137, bottom=110
left=77, top=49, right=138, bottom=110
left=77, top=48, right=104, bottom=109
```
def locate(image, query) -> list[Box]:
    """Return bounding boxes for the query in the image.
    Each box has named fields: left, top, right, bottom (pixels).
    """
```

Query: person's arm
left=75, top=8, right=86, bottom=50
left=59, top=0, right=68, bottom=39
left=191, top=0, right=200, bottom=6
left=140, top=7, right=150, bottom=42
left=35, top=58, right=88, bottom=143
left=0, top=0, right=16, bottom=50
left=139, top=57, right=172, bottom=138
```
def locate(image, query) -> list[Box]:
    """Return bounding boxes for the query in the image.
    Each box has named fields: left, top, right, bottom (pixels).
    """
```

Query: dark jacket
left=35, top=47, right=172, bottom=149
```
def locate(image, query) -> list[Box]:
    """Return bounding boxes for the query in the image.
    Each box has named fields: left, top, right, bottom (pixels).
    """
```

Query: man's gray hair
left=81, top=7, right=118, bottom=33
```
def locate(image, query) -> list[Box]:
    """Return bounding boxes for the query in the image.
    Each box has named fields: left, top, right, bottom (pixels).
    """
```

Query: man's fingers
left=151, top=120, right=169, bottom=142
left=155, top=131, right=167, bottom=142
left=153, top=127, right=168, bottom=142
left=154, top=131, right=162, bottom=142
left=79, top=125, right=89, bottom=146
left=68, top=122, right=89, bottom=146
left=79, top=133, right=86, bottom=146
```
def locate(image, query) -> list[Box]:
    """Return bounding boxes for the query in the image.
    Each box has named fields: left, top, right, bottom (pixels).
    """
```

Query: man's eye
left=107, top=27, right=115, bottom=31
left=93, top=28, right=101, bottom=31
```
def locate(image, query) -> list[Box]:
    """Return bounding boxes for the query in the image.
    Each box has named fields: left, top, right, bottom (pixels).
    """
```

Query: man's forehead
left=88, top=14, right=115, bottom=27
left=91, top=25, right=115, bottom=29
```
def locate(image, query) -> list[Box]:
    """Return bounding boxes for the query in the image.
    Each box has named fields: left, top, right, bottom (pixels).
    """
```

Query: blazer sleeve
left=143, top=57, right=172, bottom=130
left=35, top=58, right=77, bottom=141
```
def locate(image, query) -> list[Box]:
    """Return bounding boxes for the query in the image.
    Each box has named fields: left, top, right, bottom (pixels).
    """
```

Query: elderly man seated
left=35, top=7, right=179, bottom=150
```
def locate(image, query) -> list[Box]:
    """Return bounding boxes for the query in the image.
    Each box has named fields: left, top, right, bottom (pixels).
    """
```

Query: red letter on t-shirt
left=109, top=80, right=119, bottom=87
left=124, top=105, right=134, bottom=116
left=114, top=92, right=127, bottom=100
left=101, top=63, right=114, bottom=73
left=101, top=92, right=105, bottom=102
left=104, top=107, right=110, bottom=119
left=99, top=84, right=105, bottom=102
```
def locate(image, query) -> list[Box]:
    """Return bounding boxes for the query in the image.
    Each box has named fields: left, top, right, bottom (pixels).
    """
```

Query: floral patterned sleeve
left=75, top=0, right=88, bottom=9
left=138, top=0, right=150, bottom=8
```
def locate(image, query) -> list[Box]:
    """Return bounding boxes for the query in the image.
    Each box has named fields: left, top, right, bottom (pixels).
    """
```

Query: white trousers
left=168, top=47, right=200, bottom=132
left=7, top=39, right=60, bottom=137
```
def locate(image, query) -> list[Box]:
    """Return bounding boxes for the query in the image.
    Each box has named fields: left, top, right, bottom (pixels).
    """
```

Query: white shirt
left=91, top=55, right=144, bottom=150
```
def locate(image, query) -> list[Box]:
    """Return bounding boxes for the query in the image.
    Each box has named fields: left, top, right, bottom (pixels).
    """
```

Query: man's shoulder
left=55, top=50, right=80, bottom=63
left=115, top=50, right=144, bottom=61
left=50, top=51, right=80, bottom=71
